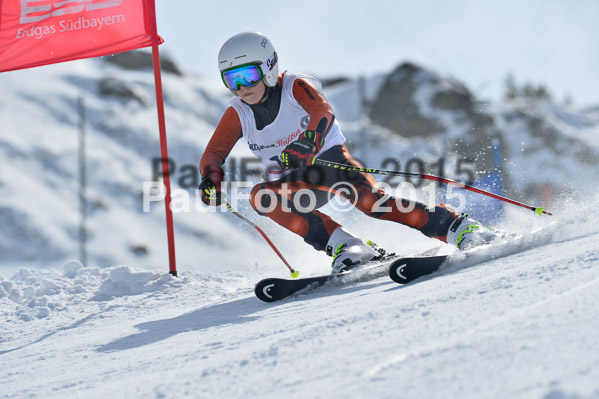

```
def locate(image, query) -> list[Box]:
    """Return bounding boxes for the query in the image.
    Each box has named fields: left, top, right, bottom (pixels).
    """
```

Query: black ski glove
left=199, top=166, right=225, bottom=206
left=280, top=130, right=325, bottom=169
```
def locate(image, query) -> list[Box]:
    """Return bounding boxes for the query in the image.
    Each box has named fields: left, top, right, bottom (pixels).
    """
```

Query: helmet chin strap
left=258, top=83, right=272, bottom=103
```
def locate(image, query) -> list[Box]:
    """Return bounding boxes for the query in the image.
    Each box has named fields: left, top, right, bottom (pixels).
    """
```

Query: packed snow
left=1, top=197, right=599, bottom=398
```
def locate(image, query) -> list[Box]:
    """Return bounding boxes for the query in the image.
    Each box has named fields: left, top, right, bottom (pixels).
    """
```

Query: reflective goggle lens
left=221, top=64, right=263, bottom=91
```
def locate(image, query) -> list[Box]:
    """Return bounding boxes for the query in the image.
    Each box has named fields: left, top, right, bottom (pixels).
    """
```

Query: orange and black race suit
left=200, top=74, right=459, bottom=251
left=249, top=145, right=458, bottom=250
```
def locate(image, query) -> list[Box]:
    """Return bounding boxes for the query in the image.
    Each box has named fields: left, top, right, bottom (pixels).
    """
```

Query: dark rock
left=431, top=87, right=472, bottom=111
left=370, top=62, right=445, bottom=138
left=320, top=76, right=352, bottom=88
left=369, top=62, right=502, bottom=175
left=131, top=244, right=149, bottom=256
left=98, top=77, right=146, bottom=105
left=103, top=50, right=182, bottom=76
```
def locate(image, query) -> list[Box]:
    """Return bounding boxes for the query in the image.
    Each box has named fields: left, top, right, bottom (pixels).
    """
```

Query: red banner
left=0, top=0, right=163, bottom=72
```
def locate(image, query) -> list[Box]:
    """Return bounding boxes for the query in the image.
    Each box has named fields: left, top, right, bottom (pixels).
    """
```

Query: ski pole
left=223, top=200, right=300, bottom=278
left=314, top=159, right=552, bottom=216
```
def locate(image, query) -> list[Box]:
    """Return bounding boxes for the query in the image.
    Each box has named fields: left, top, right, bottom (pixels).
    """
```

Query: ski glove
left=199, top=166, right=225, bottom=206
left=280, top=130, right=325, bottom=169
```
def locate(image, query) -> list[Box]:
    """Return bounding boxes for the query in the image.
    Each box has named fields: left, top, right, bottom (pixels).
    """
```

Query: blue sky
left=155, top=0, right=599, bottom=106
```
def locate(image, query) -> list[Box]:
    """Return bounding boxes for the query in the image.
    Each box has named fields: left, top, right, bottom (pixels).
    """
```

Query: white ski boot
left=326, top=227, right=378, bottom=274
left=446, top=214, right=502, bottom=250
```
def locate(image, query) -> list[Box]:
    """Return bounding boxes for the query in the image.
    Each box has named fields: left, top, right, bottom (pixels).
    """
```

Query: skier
left=199, top=32, right=498, bottom=273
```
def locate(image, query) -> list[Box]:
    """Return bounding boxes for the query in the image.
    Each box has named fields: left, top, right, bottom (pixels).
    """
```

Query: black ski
left=388, top=255, right=448, bottom=284
left=388, top=222, right=557, bottom=285
left=254, top=244, right=445, bottom=302
left=255, top=274, right=339, bottom=303
left=255, top=255, right=397, bottom=303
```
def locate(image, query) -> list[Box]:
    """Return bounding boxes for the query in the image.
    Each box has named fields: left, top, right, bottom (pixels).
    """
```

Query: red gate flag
left=0, top=0, right=177, bottom=275
left=0, top=0, right=163, bottom=72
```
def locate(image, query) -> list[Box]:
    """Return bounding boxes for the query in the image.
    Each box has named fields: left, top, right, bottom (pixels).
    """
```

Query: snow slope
left=1, top=197, right=598, bottom=399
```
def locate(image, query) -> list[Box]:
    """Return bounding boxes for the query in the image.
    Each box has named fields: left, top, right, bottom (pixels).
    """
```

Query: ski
left=255, top=273, right=341, bottom=303
left=254, top=254, right=397, bottom=303
left=388, top=222, right=557, bottom=285
left=254, top=245, right=443, bottom=302
left=388, top=255, right=448, bottom=284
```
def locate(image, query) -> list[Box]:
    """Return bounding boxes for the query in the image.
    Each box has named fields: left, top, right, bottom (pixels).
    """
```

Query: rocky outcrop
left=369, top=62, right=502, bottom=175
left=365, top=61, right=599, bottom=200
left=103, top=50, right=182, bottom=75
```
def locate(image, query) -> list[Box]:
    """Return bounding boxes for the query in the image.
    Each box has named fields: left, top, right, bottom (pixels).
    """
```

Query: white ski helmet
left=218, top=32, right=279, bottom=95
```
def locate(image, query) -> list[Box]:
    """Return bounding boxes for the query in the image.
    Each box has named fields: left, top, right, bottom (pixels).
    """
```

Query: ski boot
left=326, top=227, right=379, bottom=274
left=446, top=213, right=502, bottom=250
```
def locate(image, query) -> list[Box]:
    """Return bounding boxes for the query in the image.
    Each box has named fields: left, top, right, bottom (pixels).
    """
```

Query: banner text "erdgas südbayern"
left=16, top=14, right=125, bottom=40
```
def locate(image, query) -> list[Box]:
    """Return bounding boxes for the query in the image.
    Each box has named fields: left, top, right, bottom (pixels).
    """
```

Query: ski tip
left=290, top=270, right=300, bottom=279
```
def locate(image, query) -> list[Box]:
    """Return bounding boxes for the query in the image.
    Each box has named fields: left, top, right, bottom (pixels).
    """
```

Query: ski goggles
left=221, top=63, right=263, bottom=91
left=221, top=52, right=278, bottom=91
